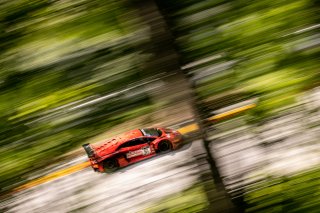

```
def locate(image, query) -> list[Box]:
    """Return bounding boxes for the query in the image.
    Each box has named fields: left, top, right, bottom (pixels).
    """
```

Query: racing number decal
left=142, top=146, right=151, bottom=155
left=126, top=146, right=151, bottom=158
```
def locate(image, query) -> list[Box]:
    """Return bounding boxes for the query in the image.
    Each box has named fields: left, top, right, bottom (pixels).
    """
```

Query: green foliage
left=145, top=183, right=209, bottom=213
left=0, top=0, right=319, bottom=200
left=246, top=169, right=320, bottom=212
left=0, top=0, right=152, bottom=191
left=167, top=0, right=319, bottom=123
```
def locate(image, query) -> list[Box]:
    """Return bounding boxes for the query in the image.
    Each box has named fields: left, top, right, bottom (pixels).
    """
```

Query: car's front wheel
left=103, top=158, right=118, bottom=173
left=157, top=140, right=171, bottom=152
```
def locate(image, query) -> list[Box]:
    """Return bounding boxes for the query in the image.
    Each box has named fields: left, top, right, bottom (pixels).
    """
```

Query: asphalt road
left=210, top=88, right=320, bottom=197
left=1, top=139, right=205, bottom=213
left=1, top=87, right=319, bottom=213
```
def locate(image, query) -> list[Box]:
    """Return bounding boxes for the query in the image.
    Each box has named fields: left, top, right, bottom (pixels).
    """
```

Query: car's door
left=117, top=141, right=132, bottom=153
left=126, top=138, right=153, bottom=159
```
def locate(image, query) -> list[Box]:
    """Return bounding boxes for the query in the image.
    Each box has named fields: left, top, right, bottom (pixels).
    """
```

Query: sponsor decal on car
left=126, top=146, right=151, bottom=158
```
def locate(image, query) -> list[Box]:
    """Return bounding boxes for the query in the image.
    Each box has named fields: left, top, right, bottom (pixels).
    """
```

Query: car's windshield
left=140, top=128, right=162, bottom=137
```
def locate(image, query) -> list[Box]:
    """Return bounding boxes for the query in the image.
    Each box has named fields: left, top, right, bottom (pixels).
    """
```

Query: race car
left=82, top=127, right=183, bottom=172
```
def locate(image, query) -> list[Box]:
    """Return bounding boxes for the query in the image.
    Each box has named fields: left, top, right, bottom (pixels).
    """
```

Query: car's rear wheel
left=103, top=158, right=118, bottom=173
left=158, top=140, right=171, bottom=152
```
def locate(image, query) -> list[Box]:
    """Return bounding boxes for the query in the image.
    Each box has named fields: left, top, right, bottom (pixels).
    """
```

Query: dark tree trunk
left=132, top=0, right=238, bottom=211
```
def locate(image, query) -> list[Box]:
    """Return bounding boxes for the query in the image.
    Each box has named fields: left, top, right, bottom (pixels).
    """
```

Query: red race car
left=82, top=127, right=183, bottom=172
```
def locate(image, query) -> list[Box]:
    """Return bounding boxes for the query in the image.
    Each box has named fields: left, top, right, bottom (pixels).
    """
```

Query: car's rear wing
left=82, top=143, right=95, bottom=158
left=83, top=143, right=121, bottom=163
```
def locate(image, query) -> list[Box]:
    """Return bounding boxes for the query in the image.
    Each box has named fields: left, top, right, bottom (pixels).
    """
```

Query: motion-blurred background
left=0, top=0, right=319, bottom=212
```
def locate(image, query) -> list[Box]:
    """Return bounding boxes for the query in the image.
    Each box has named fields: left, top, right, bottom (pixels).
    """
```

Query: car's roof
left=91, top=129, right=144, bottom=157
